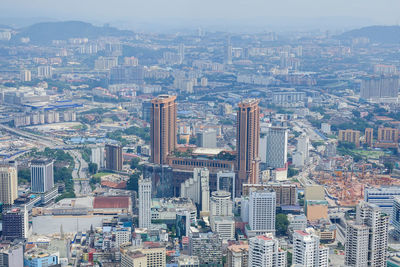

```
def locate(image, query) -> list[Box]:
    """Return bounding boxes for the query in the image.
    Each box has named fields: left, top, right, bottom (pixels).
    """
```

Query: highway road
left=69, top=150, right=91, bottom=196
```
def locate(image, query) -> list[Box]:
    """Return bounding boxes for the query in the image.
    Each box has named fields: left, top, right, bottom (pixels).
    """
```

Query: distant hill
left=13, top=21, right=133, bottom=44
left=338, top=25, right=400, bottom=44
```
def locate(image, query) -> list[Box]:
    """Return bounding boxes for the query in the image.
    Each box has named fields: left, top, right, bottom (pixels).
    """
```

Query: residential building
left=361, top=76, right=399, bottom=100
left=249, top=234, right=287, bottom=267
left=292, top=229, right=329, bottom=267
left=347, top=201, right=389, bottom=267
left=150, top=95, right=177, bottom=164
left=37, top=65, right=52, bottom=79
left=345, top=222, right=369, bottom=267
left=139, top=179, right=152, bottom=229
left=189, top=232, right=222, bottom=265
left=271, top=91, right=305, bottom=107
left=30, top=159, right=54, bottom=193
left=365, top=128, right=373, bottom=147
left=376, top=127, right=399, bottom=149
left=227, top=244, right=248, bottom=267
left=338, top=129, right=361, bottom=148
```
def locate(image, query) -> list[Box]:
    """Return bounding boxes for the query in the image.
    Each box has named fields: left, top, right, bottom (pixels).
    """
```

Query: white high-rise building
left=0, top=163, right=18, bottom=205
left=345, top=223, right=369, bottom=267
left=292, top=228, right=329, bottom=267
left=30, top=159, right=54, bottom=193
left=181, top=168, right=210, bottom=215
left=210, top=191, right=234, bottom=241
left=37, top=65, right=52, bottom=79
left=210, top=191, right=232, bottom=217
left=262, top=127, right=288, bottom=169
left=91, top=145, right=105, bottom=169
left=248, top=190, right=276, bottom=236
left=139, top=178, right=152, bottom=229
left=297, top=134, right=310, bottom=163
left=345, top=201, right=389, bottom=267
left=249, top=234, right=287, bottom=267
left=196, top=129, right=217, bottom=148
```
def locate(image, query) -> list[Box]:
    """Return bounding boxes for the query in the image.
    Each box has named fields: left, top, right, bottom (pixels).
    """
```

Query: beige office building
left=0, top=164, right=18, bottom=205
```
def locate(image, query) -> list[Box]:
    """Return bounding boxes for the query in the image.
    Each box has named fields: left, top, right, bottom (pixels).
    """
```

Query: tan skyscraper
left=0, top=163, right=18, bottom=205
left=151, top=95, right=177, bottom=164
left=236, top=99, right=260, bottom=193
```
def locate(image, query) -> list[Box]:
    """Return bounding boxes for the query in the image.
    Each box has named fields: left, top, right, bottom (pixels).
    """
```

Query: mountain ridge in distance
left=13, top=20, right=134, bottom=44
left=338, top=25, right=400, bottom=43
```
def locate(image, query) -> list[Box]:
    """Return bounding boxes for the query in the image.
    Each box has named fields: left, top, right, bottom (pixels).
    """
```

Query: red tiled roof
left=101, top=180, right=127, bottom=189
left=93, top=196, right=129, bottom=209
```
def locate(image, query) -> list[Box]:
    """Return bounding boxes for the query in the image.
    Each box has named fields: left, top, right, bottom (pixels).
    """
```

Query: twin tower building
left=150, top=95, right=261, bottom=195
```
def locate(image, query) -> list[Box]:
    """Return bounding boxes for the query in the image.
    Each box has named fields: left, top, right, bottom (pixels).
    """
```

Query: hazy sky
left=2, top=0, right=400, bottom=31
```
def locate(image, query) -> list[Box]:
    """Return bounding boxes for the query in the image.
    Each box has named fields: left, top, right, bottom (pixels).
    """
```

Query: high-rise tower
left=151, top=95, right=177, bottom=164
left=30, top=159, right=54, bottom=193
left=236, top=99, right=260, bottom=193
left=105, top=144, right=123, bottom=171
left=0, top=162, right=18, bottom=205
left=139, top=178, right=152, bottom=229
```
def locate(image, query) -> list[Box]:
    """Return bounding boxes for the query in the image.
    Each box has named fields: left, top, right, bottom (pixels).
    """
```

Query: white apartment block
left=249, top=234, right=286, bottom=267
left=292, top=228, right=329, bottom=267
